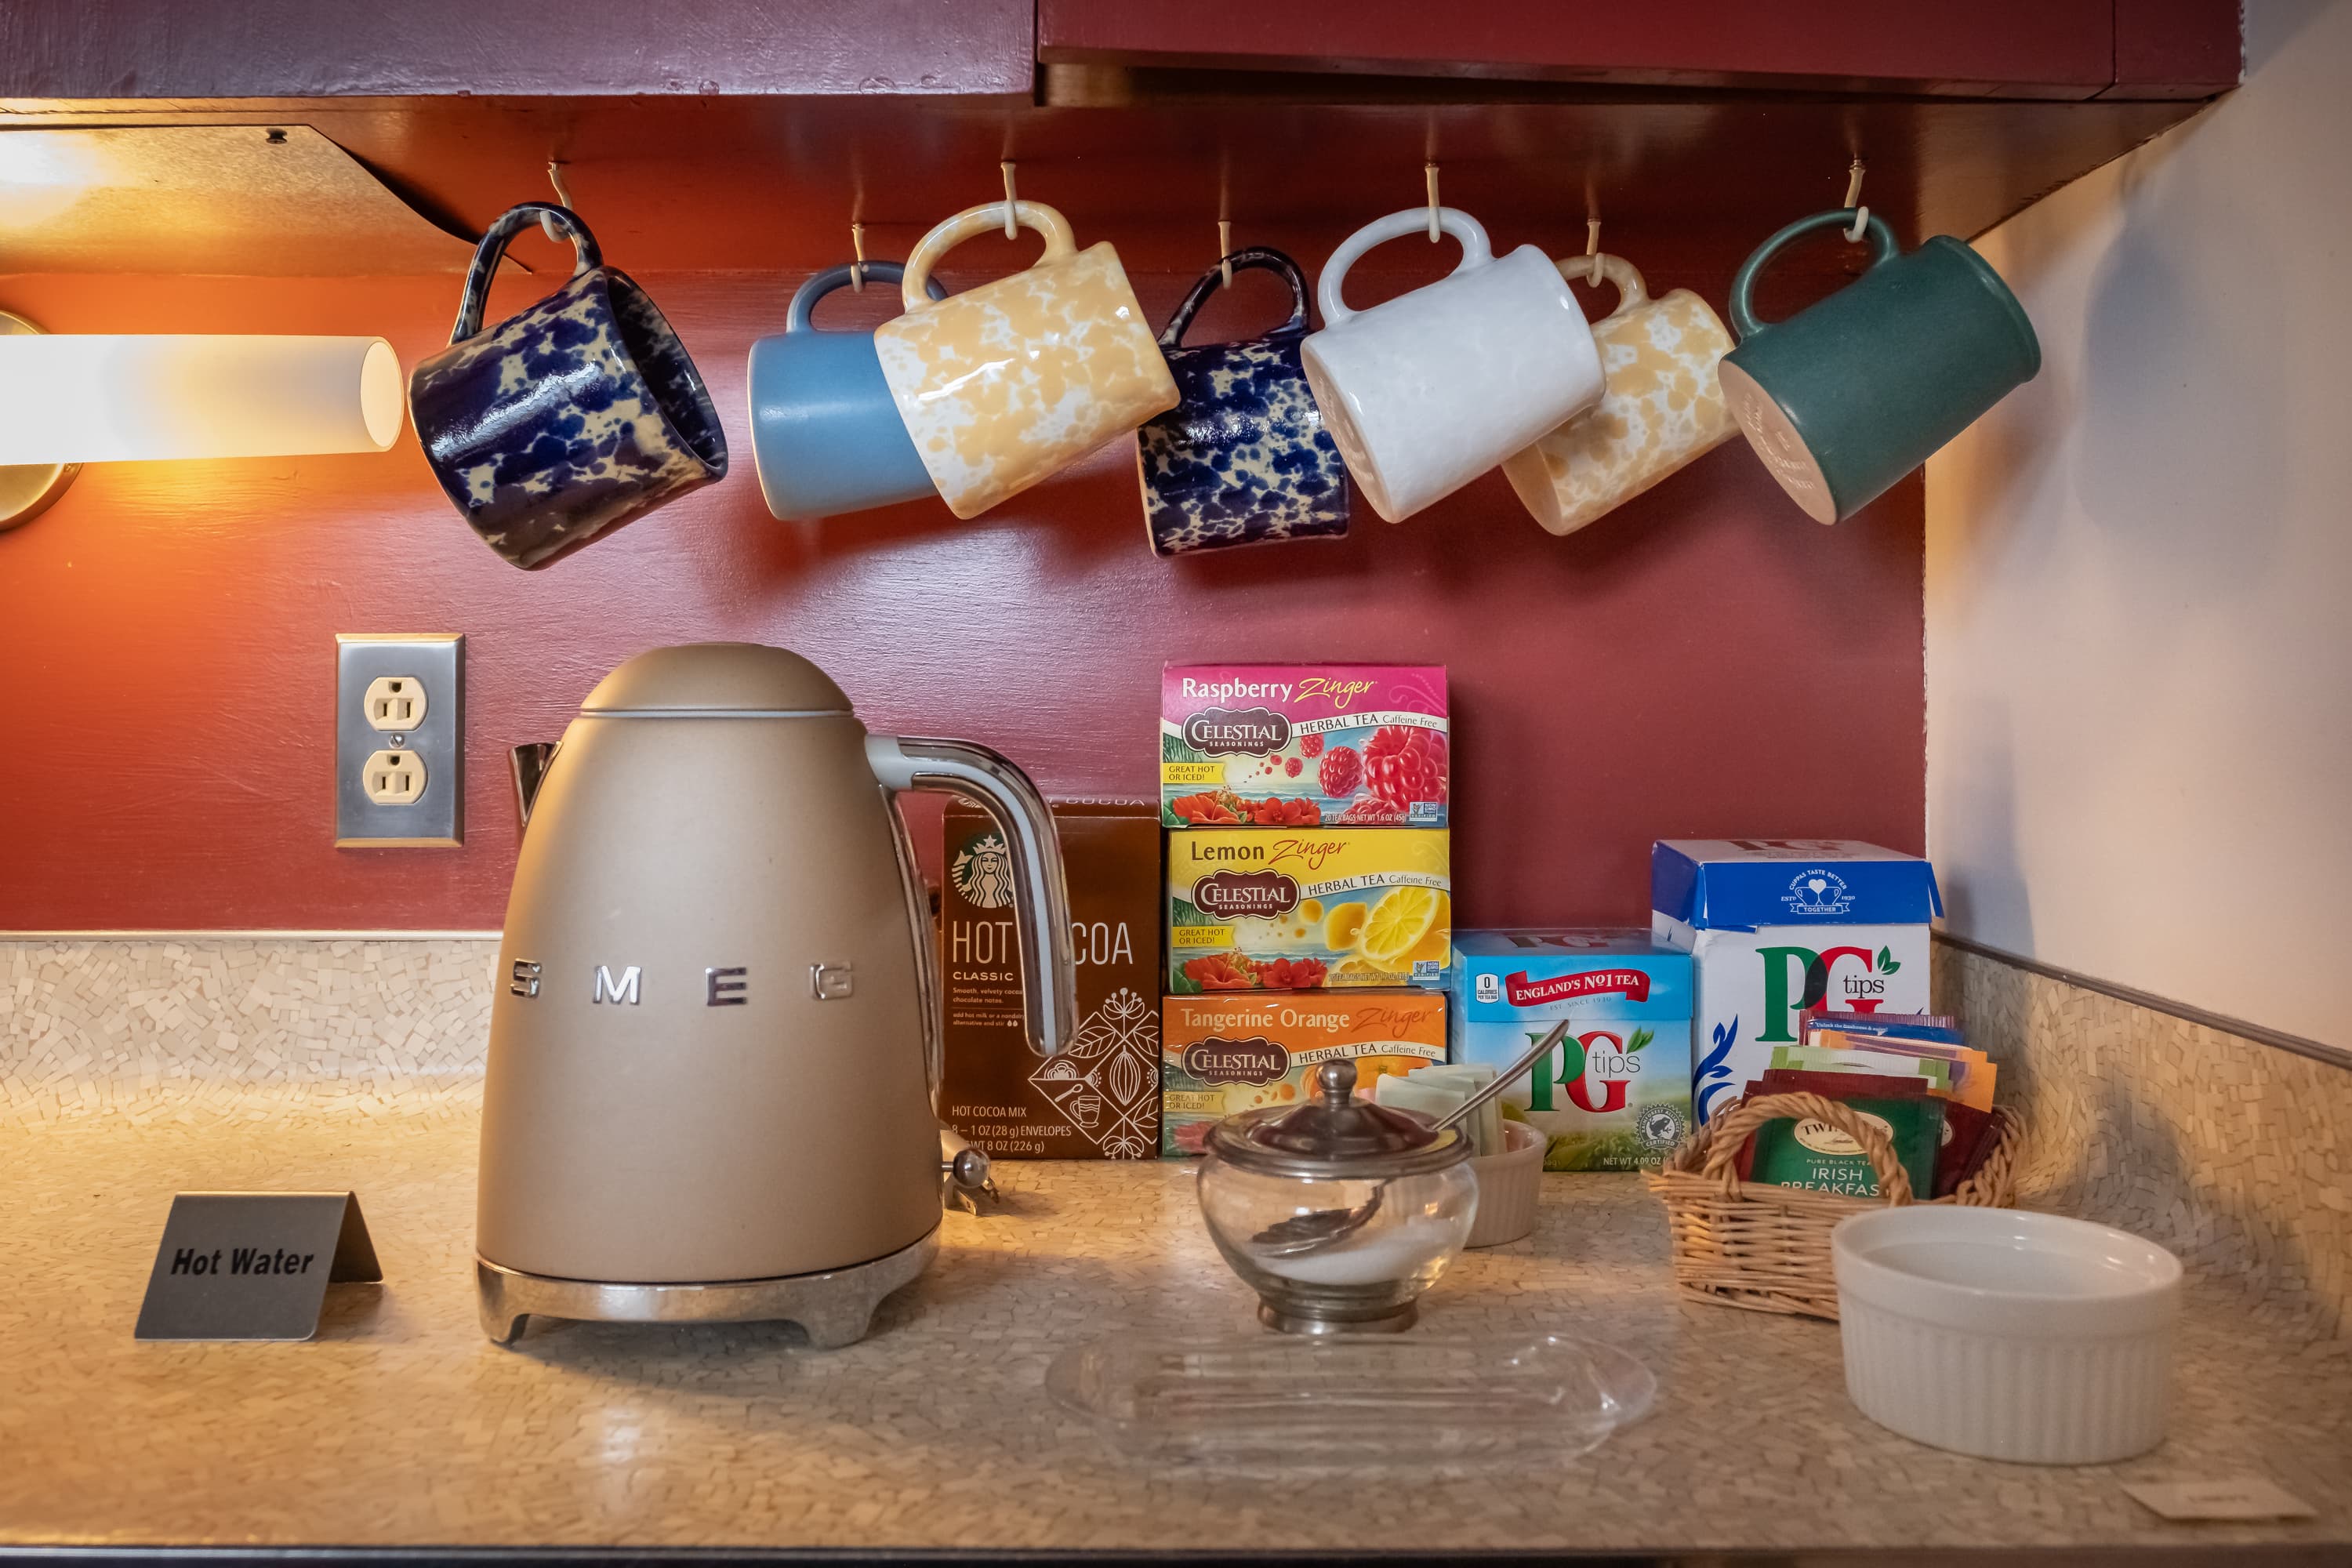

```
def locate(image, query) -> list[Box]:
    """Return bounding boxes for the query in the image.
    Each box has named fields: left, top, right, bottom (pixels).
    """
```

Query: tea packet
left=1737, top=1069, right=1944, bottom=1199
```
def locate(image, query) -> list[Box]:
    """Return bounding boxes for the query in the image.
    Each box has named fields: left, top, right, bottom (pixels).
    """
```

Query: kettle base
left=475, top=1226, right=938, bottom=1349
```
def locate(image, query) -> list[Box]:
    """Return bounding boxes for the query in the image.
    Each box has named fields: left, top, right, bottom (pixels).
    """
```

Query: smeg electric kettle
left=474, top=644, right=1073, bottom=1346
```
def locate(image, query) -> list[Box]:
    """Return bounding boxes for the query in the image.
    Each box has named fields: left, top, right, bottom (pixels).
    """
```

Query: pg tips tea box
left=1448, top=931, right=1694, bottom=1171
left=1650, top=840, right=1943, bottom=1126
left=939, top=802, right=1162, bottom=1159
left=1161, top=989, right=1447, bottom=1156
left=1161, top=664, right=1448, bottom=828
left=1168, top=828, right=1450, bottom=991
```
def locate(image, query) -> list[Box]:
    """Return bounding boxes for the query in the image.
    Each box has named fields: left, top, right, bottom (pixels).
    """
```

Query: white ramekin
left=1831, top=1206, right=2182, bottom=1465
left=1467, top=1120, right=1544, bottom=1248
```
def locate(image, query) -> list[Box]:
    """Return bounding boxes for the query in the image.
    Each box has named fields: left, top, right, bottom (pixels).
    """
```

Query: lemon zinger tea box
left=1650, top=840, right=1942, bottom=1127
left=1167, top=828, right=1450, bottom=991
left=1449, top=931, right=1694, bottom=1171
left=1161, top=664, right=1448, bottom=828
left=1161, top=990, right=1447, bottom=1156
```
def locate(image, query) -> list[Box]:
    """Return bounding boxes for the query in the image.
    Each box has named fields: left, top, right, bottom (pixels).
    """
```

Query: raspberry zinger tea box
left=1449, top=931, right=1694, bottom=1171
left=1650, top=840, right=1942, bottom=1126
left=1161, top=664, right=1449, bottom=828
left=1167, top=828, right=1450, bottom=991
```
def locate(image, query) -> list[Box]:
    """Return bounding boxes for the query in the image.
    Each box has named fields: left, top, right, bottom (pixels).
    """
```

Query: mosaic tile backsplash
left=1934, top=941, right=2350, bottom=1338
left=0, top=939, right=493, bottom=1124
left=3, top=936, right=2345, bottom=1327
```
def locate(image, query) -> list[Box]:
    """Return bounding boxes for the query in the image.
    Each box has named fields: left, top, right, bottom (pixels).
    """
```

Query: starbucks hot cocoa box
left=1650, top=840, right=1943, bottom=1126
left=940, top=802, right=1160, bottom=1159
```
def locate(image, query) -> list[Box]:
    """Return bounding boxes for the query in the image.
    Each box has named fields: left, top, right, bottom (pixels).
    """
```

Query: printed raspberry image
left=1363, top=725, right=1447, bottom=811
left=1284, top=757, right=1303, bottom=778
left=1298, top=733, right=1325, bottom=758
left=1317, top=744, right=1361, bottom=800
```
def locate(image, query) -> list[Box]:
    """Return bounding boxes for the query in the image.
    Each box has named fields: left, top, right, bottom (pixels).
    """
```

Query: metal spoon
left=1248, top=1016, right=1576, bottom=1258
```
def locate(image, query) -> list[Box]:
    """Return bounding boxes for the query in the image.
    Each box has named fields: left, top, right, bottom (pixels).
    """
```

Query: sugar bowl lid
left=1206, top=1058, right=1467, bottom=1179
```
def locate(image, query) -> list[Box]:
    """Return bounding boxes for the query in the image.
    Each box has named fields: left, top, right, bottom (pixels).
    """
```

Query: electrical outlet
left=336, top=633, right=463, bottom=848
left=362, top=675, right=426, bottom=731
left=361, top=747, right=426, bottom=804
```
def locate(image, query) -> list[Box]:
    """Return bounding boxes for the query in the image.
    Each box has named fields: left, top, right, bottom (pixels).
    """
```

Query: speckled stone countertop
left=0, top=1100, right=2344, bottom=1560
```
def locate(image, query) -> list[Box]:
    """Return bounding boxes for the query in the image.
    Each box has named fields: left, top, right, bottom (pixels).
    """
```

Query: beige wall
left=1926, top=0, right=2349, bottom=1050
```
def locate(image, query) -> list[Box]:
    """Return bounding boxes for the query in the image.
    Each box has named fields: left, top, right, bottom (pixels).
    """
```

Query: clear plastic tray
left=1044, top=1334, right=1657, bottom=1468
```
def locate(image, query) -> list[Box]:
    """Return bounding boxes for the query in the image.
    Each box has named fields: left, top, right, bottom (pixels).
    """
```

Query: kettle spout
left=509, top=742, right=561, bottom=831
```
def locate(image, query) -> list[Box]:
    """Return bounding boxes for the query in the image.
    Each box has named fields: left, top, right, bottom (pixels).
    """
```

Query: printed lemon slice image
left=1405, top=891, right=1453, bottom=966
left=1323, top=902, right=1370, bottom=951
left=1359, top=885, right=1443, bottom=966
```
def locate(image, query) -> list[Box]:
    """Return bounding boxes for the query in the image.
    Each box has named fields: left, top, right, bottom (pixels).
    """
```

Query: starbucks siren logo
left=951, top=833, right=1014, bottom=909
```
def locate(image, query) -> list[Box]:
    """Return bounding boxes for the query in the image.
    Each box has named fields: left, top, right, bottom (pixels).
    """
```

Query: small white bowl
left=1831, top=1206, right=2182, bottom=1465
left=1466, top=1120, right=1544, bottom=1248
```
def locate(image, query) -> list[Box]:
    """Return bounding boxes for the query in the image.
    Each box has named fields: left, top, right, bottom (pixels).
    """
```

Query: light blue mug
left=747, top=262, right=946, bottom=521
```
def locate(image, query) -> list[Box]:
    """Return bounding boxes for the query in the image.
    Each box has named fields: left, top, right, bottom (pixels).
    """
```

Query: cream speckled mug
left=876, top=201, right=1178, bottom=519
left=1501, top=255, right=1736, bottom=536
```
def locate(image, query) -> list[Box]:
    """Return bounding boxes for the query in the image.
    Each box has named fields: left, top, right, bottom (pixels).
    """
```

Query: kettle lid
left=581, top=644, right=853, bottom=715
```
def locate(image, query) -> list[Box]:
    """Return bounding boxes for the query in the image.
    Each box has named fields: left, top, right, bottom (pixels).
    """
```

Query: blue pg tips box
left=1447, top=931, right=1693, bottom=1171
left=1650, top=840, right=1942, bottom=1126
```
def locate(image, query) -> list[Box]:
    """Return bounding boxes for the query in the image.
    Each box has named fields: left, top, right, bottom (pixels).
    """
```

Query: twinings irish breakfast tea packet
left=1167, top=827, right=1450, bottom=991
left=940, top=802, right=1160, bottom=1159
left=1161, top=664, right=1448, bottom=828
left=1160, top=989, right=1447, bottom=1156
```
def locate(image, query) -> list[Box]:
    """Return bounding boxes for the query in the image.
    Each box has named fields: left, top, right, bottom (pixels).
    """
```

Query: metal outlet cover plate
left=335, top=633, right=463, bottom=848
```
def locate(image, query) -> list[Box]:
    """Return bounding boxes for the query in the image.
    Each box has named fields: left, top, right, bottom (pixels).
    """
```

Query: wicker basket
left=1643, top=1091, right=2023, bottom=1321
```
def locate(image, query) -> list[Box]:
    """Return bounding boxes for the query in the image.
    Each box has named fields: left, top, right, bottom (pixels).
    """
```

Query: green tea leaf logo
left=1626, top=1027, right=1655, bottom=1054
left=1877, top=946, right=1901, bottom=975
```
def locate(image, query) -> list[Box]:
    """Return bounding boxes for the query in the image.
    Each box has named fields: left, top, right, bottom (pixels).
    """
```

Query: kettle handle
left=866, top=735, right=1076, bottom=1057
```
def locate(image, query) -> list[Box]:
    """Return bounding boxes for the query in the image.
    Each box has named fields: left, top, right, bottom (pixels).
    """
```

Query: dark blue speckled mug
left=1135, top=248, right=1348, bottom=557
left=409, top=204, right=728, bottom=570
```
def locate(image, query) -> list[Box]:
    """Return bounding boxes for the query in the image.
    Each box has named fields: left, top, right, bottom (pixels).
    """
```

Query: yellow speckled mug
left=877, top=200, right=1178, bottom=519
left=1501, top=255, right=1736, bottom=536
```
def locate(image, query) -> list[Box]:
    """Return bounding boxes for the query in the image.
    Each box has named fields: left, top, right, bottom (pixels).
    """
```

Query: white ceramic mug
left=1302, top=208, right=1604, bottom=522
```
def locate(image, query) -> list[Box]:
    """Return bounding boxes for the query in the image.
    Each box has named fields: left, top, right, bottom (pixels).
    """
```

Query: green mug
left=1719, top=211, right=2039, bottom=524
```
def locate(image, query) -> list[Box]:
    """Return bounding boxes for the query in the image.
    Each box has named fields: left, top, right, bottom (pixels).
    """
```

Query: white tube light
left=0, top=334, right=403, bottom=465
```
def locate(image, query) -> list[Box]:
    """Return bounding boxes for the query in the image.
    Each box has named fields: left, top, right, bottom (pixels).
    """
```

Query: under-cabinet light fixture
left=0, top=313, right=403, bottom=527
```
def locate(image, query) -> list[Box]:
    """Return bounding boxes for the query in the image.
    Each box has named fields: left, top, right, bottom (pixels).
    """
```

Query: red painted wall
left=0, top=241, right=1924, bottom=932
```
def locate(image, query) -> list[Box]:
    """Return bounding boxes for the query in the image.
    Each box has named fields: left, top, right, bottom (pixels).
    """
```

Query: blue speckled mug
left=748, top=261, right=945, bottom=521
left=409, top=204, right=728, bottom=571
left=1135, top=248, right=1349, bottom=557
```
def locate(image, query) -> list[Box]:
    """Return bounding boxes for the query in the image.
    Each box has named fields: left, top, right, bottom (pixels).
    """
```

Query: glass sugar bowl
left=1199, top=1058, right=1477, bottom=1334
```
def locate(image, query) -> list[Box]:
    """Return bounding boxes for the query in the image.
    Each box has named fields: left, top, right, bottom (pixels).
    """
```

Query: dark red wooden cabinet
left=4, top=0, right=2241, bottom=103
left=1039, top=0, right=2239, bottom=100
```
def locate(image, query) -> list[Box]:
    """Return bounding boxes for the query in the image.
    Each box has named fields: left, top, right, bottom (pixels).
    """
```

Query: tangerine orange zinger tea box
left=1161, top=990, right=1449, bottom=1156
left=1167, top=828, right=1450, bottom=991
left=1161, top=664, right=1449, bottom=829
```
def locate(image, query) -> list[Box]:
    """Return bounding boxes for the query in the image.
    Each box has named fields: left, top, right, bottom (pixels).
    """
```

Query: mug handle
left=1555, top=252, right=1652, bottom=326
left=785, top=261, right=946, bottom=333
left=450, top=202, right=602, bottom=345
left=1317, top=207, right=1494, bottom=331
left=1159, top=247, right=1312, bottom=348
left=898, top=201, right=1080, bottom=314
left=1728, top=209, right=1900, bottom=341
